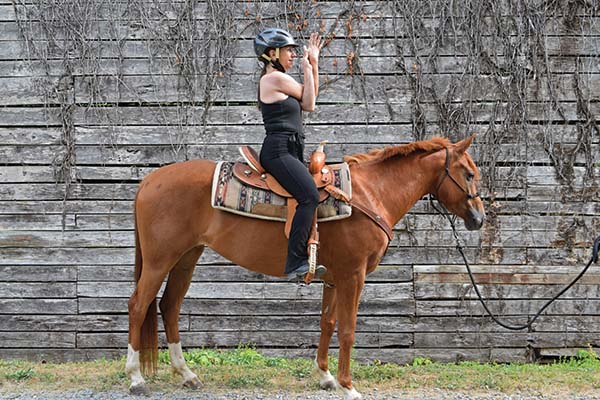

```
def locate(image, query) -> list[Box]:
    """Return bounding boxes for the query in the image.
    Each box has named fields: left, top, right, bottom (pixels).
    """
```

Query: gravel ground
left=1, top=390, right=599, bottom=400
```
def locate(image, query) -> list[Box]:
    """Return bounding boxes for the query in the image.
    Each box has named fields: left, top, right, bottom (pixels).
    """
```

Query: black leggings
left=260, top=133, right=319, bottom=273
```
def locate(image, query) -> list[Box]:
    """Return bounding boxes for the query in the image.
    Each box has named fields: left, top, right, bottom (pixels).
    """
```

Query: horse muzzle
left=464, top=207, right=485, bottom=231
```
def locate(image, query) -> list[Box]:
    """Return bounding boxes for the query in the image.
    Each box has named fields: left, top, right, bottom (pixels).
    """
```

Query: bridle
left=434, top=146, right=480, bottom=201
left=430, top=146, right=480, bottom=226
left=430, top=147, right=600, bottom=331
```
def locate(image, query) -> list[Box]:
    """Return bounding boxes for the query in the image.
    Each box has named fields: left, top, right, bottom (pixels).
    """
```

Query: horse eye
left=467, top=172, right=474, bottom=181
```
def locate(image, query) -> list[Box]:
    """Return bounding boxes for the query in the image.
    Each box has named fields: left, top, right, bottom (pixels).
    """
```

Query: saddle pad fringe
left=211, top=161, right=352, bottom=222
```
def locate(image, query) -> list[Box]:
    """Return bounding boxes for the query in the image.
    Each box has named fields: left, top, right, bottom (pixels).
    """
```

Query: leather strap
left=349, top=201, right=394, bottom=243
left=284, top=199, right=297, bottom=239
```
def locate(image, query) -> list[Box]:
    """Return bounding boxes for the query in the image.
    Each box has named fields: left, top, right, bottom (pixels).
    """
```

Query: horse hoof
left=318, top=373, right=336, bottom=390
left=315, top=366, right=336, bottom=390
left=183, top=377, right=202, bottom=390
left=129, top=383, right=150, bottom=396
left=320, top=378, right=337, bottom=391
left=341, top=386, right=362, bottom=400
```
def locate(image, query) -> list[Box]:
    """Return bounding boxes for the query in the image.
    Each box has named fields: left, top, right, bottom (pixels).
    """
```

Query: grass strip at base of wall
left=0, top=346, right=599, bottom=396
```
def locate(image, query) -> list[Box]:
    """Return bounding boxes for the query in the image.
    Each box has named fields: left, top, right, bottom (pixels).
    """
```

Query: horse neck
left=351, top=153, right=440, bottom=226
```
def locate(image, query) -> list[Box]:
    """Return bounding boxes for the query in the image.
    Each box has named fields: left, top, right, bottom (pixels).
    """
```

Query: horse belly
left=204, top=211, right=289, bottom=277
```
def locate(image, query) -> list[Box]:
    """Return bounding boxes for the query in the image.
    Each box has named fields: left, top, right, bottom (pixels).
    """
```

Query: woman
left=254, top=28, right=327, bottom=280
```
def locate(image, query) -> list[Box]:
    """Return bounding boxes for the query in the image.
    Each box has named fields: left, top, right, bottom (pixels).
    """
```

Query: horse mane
left=344, top=136, right=452, bottom=165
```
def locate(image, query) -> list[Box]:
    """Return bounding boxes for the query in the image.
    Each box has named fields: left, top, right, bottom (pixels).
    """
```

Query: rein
left=430, top=147, right=600, bottom=330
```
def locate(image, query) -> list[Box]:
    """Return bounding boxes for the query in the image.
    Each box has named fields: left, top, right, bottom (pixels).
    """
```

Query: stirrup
left=287, top=264, right=327, bottom=281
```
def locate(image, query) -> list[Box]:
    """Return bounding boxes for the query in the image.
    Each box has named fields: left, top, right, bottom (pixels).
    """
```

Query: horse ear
left=454, top=134, right=475, bottom=155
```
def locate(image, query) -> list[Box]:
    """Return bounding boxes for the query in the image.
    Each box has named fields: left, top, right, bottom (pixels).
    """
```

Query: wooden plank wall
left=0, top=1, right=599, bottom=364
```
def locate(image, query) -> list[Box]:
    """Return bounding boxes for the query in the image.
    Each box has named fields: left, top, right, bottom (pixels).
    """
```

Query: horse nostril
left=467, top=208, right=485, bottom=230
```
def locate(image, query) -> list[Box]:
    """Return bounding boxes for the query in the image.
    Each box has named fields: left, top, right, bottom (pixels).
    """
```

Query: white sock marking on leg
left=168, top=342, right=198, bottom=382
left=125, top=344, right=145, bottom=388
left=341, top=385, right=362, bottom=400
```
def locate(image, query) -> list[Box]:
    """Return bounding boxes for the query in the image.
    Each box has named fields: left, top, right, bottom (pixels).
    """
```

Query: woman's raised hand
left=307, top=32, right=324, bottom=65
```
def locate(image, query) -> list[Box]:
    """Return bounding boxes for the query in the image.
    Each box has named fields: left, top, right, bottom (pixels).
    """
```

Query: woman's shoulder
left=262, top=71, right=295, bottom=84
left=261, top=71, right=302, bottom=101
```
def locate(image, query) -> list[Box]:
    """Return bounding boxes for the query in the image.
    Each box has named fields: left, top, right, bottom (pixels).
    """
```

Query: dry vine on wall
left=385, top=0, right=599, bottom=262
left=12, top=0, right=240, bottom=197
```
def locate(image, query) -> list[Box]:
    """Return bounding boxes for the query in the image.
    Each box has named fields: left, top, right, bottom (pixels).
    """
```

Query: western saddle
left=235, top=141, right=351, bottom=284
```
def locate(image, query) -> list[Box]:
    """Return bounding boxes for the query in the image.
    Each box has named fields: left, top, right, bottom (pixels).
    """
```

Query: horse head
left=433, top=135, right=485, bottom=231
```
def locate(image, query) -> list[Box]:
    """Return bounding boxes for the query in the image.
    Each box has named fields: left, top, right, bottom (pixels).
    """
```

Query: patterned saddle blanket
left=211, top=161, right=352, bottom=222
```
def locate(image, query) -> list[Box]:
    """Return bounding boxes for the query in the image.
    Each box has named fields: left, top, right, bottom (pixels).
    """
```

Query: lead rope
left=429, top=195, right=600, bottom=331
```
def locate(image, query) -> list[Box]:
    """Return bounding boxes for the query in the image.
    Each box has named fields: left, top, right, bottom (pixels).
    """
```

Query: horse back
left=135, top=160, right=217, bottom=246
left=138, top=159, right=216, bottom=192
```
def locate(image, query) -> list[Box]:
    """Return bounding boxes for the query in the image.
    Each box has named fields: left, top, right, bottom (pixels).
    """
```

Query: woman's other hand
left=307, top=32, right=323, bottom=65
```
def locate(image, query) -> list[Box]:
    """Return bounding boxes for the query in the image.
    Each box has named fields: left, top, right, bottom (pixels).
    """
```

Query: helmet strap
left=271, top=59, right=285, bottom=73
left=260, top=49, right=284, bottom=72
left=260, top=48, right=279, bottom=62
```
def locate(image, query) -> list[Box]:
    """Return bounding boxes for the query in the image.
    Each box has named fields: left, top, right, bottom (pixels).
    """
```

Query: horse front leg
left=315, top=283, right=337, bottom=390
left=335, top=271, right=365, bottom=400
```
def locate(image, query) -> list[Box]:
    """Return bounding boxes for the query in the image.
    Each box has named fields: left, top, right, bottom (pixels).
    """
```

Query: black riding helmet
left=254, top=28, right=298, bottom=62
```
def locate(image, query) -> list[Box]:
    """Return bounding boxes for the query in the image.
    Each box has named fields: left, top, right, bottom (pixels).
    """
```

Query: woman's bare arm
left=260, top=52, right=315, bottom=111
left=306, top=33, right=323, bottom=98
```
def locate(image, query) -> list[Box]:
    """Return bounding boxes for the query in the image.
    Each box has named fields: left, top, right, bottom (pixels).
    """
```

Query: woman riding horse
left=255, top=28, right=327, bottom=280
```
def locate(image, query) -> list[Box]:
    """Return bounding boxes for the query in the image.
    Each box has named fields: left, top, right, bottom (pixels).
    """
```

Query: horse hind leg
left=159, top=245, right=205, bottom=389
left=315, top=283, right=338, bottom=390
left=127, top=267, right=170, bottom=395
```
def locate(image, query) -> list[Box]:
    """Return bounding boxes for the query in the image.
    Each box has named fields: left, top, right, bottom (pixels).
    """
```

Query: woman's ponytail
left=257, top=61, right=268, bottom=109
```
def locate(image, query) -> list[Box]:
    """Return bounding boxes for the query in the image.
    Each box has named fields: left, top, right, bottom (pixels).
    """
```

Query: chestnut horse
left=126, top=136, right=485, bottom=400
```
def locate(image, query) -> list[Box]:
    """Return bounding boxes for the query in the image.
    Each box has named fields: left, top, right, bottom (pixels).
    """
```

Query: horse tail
left=133, top=192, right=158, bottom=376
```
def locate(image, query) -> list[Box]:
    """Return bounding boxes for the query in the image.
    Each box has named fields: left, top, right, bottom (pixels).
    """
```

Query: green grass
left=0, top=345, right=599, bottom=396
left=4, top=367, right=35, bottom=381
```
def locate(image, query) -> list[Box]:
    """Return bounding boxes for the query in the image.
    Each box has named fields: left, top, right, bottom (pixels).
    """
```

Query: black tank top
left=260, top=96, right=302, bottom=135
